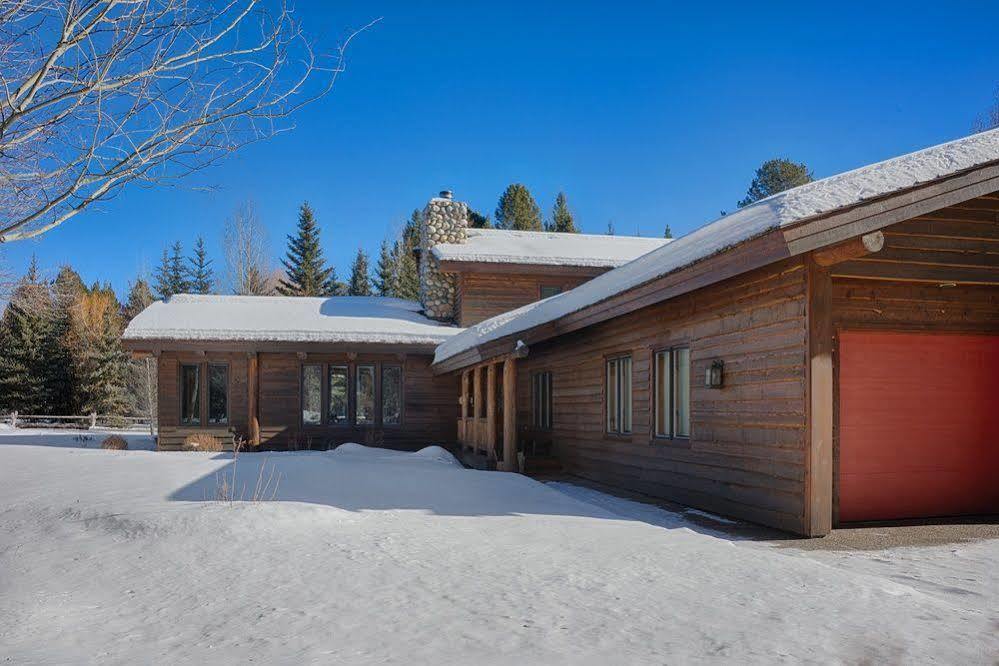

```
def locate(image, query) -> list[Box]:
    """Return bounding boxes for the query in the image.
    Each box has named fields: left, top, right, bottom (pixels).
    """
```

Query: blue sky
left=5, top=1, right=999, bottom=296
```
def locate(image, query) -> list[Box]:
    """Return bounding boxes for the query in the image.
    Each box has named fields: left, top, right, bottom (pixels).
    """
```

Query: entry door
left=838, top=331, right=999, bottom=522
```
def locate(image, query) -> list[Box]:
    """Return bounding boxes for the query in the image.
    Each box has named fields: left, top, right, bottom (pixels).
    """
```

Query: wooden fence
left=2, top=411, right=156, bottom=434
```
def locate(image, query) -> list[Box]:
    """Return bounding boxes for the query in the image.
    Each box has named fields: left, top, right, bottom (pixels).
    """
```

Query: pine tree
left=124, top=278, right=155, bottom=321
left=547, top=192, right=579, bottom=233
left=277, top=202, right=337, bottom=296
left=495, top=184, right=542, bottom=231
left=153, top=242, right=189, bottom=298
left=468, top=208, right=493, bottom=229
left=70, top=289, right=129, bottom=417
left=606, top=221, right=616, bottom=235
left=47, top=265, right=86, bottom=415
left=374, top=240, right=396, bottom=296
left=187, top=236, right=214, bottom=294
left=738, top=158, right=813, bottom=208
left=393, top=243, right=420, bottom=300
left=663, top=225, right=673, bottom=239
left=0, top=258, right=54, bottom=413
left=347, top=248, right=373, bottom=296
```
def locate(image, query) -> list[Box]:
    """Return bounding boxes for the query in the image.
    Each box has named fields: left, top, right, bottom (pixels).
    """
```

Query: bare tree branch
left=0, top=1, right=379, bottom=242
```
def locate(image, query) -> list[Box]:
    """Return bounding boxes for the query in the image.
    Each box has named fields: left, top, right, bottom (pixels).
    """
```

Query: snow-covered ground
left=0, top=434, right=995, bottom=664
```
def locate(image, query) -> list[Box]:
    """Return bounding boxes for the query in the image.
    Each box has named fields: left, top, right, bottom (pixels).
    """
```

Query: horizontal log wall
left=517, top=258, right=811, bottom=533
left=157, top=352, right=249, bottom=450
left=459, top=272, right=594, bottom=326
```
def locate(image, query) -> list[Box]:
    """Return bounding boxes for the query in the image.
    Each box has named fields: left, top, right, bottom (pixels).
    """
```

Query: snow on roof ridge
left=434, top=129, right=999, bottom=365
left=465, top=228, right=669, bottom=241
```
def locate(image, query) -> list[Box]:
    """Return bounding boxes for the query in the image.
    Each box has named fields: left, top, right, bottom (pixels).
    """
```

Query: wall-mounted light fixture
left=705, top=359, right=724, bottom=389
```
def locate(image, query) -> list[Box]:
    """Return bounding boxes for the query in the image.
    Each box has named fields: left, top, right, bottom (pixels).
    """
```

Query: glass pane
left=545, top=372, right=553, bottom=429
left=181, top=365, right=200, bottom=424
left=302, top=365, right=321, bottom=425
left=606, top=359, right=618, bottom=432
left=620, top=357, right=632, bottom=433
left=328, top=366, right=348, bottom=424
left=382, top=365, right=402, bottom=425
left=655, top=352, right=669, bottom=436
left=673, top=348, right=691, bottom=437
left=540, top=285, right=562, bottom=299
left=356, top=365, right=375, bottom=425
left=208, top=365, right=228, bottom=424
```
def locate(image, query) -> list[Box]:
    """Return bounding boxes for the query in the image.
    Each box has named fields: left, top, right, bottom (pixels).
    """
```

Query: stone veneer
left=419, top=193, right=468, bottom=321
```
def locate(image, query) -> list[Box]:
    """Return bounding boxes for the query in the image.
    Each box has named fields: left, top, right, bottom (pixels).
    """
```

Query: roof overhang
left=437, top=259, right=609, bottom=278
left=432, top=159, right=999, bottom=375
left=124, top=338, right=441, bottom=356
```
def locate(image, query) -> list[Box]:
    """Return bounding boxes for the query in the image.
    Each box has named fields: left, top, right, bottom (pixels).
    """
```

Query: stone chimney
left=419, top=190, right=468, bottom=321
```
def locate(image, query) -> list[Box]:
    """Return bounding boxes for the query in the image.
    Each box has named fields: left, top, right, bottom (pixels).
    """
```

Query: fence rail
left=1, top=411, right=156, bottom=433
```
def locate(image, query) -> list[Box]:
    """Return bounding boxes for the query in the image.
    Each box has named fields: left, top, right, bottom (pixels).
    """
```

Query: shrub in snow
left=182, top=433, right=223, bottom=452
left=101, top=435, right=128, bottom=450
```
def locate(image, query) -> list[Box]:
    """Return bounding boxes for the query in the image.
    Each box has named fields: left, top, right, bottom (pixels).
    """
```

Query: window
left=302, top=364, right=322, bottom=425
left=540, top=285, right=562, bottom=300
left=356, top=365, right=375, bottom=425
left=382, top=366, right=402, bottom=425
left=606, top=356, right=632, bottom=434
left=181, top=364, right=201, bottom=425
left=532, top=371, right=553, bottom=429
left=655, top=347, right=691, bottom=439
left=208, top=364, right=229, bottom=425
left=328, top=366, right=348, bottom=424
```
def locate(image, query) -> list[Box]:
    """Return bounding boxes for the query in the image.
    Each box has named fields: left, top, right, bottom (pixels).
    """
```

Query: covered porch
left=454, top=355, right=519, bottom=472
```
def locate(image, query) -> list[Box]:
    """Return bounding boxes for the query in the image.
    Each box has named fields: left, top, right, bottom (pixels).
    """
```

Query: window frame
left=532, top=370, right=553, bottom=430
left=539, top=284, right=564, bottom=300
left=653, top=345, right=692, bottom=441
left=299, top=360, right=404, bottom=428
left=207, top=362, right=230, bottom=426
left=327, top=364, right=350, bottom=425
left=179, top=363, right=202, bottom=426
left=605, top=354, right=633, bottom=436
left=380, top=364, right=404, bottom=427
left=300, top=363, right=324, bottom=427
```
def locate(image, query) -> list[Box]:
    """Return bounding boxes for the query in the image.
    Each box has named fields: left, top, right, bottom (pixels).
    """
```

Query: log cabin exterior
left=434, top=130, right=999, bottom=535
left=125, top=131, right=999, bottom=536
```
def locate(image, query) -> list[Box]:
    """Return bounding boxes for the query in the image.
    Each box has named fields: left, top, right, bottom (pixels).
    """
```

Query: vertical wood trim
left=247, top=353, right=260, bottom=447
left=486, top=363, right=497, bottom=460
left=473, top=365, right=483, bottom=453
left=806, top=258, right=834, bottom=536
left=502, top=358, right=517, bottom=471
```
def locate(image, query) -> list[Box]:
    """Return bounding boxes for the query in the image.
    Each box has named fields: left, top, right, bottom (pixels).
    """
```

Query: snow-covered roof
left=124, top=295, right=462, bottom=346
left=435, top=129, right=999, bottom=365
left=431, top=228, right=669, bottom=268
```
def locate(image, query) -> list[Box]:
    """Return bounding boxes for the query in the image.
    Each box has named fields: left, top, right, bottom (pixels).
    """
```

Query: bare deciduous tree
left=223, top=200, right=273, bottom=294
left=0, top=1, right=377, bottom=242
left=973, top=87, right=999, bottom=133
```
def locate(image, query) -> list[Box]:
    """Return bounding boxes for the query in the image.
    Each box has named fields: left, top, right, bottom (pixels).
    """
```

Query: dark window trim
left=604, top=353, right=633, bottom=436
left=179, top=362, right=201, bottom=426
left=299, top=360, right=405, bottom=428
left=531, top=370, right=553, bottom=430
left=300, top=363, right=323, bottom=427
left=207, top=362, right=230, bottom=426
left=380, top=364, right=404, bottom=427
left=652, top=345, right=692, bottom=442
left=538, top=284, right=566, bottom=300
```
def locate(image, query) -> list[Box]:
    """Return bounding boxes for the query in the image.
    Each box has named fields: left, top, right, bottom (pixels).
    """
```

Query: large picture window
left=606, top=356, right=632, bottom=434
left=532, top=371, right=553, bottom=430
left=181, top=364, right=200, bottom=425
left=303, top=361, right=400, bottom=426
left=208, top=364, right=229, bottom=425
left=655, top=347, right=691, bottom=439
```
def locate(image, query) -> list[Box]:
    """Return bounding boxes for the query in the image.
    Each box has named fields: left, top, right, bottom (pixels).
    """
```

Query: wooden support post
left=813, top=231, right=884, bottom=267
left=486, top=363, right=497, bottom=460
left=248, top=353, right=260, bottom=447
left=805, top=259, right=833, bottom=536
left=472, top=365, right=483, bottom=453
left=501, top=358, right=517, bottom=472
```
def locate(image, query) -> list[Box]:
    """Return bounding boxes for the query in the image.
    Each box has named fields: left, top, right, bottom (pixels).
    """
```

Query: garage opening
left=838, top=331, right=999, bottom=522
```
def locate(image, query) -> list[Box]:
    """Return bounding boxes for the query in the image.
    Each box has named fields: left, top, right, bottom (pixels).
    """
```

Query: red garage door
left=838, top=331, right=999, bottom=522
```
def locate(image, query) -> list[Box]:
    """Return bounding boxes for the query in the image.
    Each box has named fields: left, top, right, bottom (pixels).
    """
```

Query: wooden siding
left=458, top=271, right=594, bottom=326
left=515, top=258, right=811, bottom=534
left=158, top=351, right=457, bottom=451
left=157, top=352, right=249, bottom=450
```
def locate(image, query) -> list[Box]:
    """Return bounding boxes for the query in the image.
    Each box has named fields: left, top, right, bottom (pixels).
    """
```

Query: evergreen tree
left=393, top=244, right=420, bottom=300
left=547, top=192, right=579, bottom=233
left=153, top=242, right=189, bottom=298
left=495, top=184, right=542, bottom=231
left=606, top=221, right=616, bottom=235
left=47, top=265, right=86, bottom=415
left=738, top=158, right=813, bottom=208
left=277, top=202, right=337, bottom=296
left=347, top=248, right=373, bottom=296
left=374, top=240, right=396, bottom=296
left=468, top=208, right=493, bottom=229
left=187, top=236, right=214, bottom=294
left=663, top=225, right=673, bottom=239
left=70, top=289, right=129, bottom=416
left=0, top=258, right=54, bottom=413
left=123, top=278, right=155, bottom=321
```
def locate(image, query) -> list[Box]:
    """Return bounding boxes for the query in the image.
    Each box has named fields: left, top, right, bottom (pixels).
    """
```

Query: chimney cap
left=439, top=190, right=453, bottom=199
